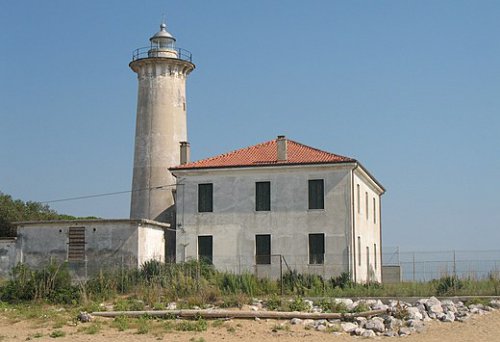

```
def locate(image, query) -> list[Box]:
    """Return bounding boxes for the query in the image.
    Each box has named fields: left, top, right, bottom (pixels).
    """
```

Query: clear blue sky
left=1, top=1, right=499, bottom=251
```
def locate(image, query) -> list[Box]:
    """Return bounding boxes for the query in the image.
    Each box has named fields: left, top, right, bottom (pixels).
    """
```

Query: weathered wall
left=353, top=168, right=384, bottom=283
left=174, top=164, right=354, bottom=279
left=0, top=219, right=167, bottom=278
left=129, top=59, right=194, bottom=223
left=0, top=239, right=17, bottom=279
left=138, top=223, right=166, bottom=266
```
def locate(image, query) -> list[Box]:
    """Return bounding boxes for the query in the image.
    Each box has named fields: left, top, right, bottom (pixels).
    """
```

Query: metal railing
left=131, top=46, right=193, bottom=63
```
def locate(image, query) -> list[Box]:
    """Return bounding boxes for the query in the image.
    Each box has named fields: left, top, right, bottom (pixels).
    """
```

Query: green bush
left=0, top=262, right=80, bottom=304
left=435, top=276, right=463, bottom=296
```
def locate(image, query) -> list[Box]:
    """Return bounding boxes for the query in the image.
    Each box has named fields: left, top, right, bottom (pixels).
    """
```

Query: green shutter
left=198, top=183, right=213, bottom=212
left=256, top=182, right=271, bottom=211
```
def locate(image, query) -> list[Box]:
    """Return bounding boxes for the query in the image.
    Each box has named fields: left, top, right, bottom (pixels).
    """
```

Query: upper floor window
left=255, top=181, right=271, bottom=211
left=308, top=179, right=324, bottom=209
left=357, top=184, right=360, bottom=214
left=365, top=191, right=369, bottom=220
left=198, top=183, right=213, bottom=212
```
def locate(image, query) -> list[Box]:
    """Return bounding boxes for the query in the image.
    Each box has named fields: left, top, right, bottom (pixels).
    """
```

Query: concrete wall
left=0, top=239, right=17, bottom=279
left=129, top=58, right=194, bottom=223
left=0, top=219, right=167, bottom=278
left=138, top=224, right=166, bottom=266
left=174, top=164, right=355, bottom=279
left=353, top=167, right=384, bottom=282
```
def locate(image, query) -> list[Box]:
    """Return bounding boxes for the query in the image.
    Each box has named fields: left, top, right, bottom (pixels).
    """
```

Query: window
left=373, top=198, right=376, bottom=224
left=255, top=182, right=271, bottom=211
left=198, top=183, right=213, bottom=212
left=365, top=192, right=369, bottom=220
left=357, top=236, right=361, bottom=266
left=309, top=233, right=325, bottom=264
left=374, top=243, right=377, bottom=269
left=198, top=235, right=213, bottom=264
left=357, top=184, right=360, bottom=214
left=366, top=246, right=370, bottom=269
left=255, top=234, right=271, bottom=264
left=68, top=226, right=85, bottom=261
left=308, top=179, right=324, bottom=209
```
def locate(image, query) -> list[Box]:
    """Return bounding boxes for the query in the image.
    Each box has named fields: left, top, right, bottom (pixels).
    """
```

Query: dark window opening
left=68, top=226, right=85, bottom=261
left=255, top=234, right=271, bottom=264
left=255, top=181, right=271, bottom=211
left=198, top=235, right=213, bottom=264
left=309, top=233, right=325, bottom=264
left=308, top=179, right=324, bottom=209
left=198, top=183, right=213, bottom=212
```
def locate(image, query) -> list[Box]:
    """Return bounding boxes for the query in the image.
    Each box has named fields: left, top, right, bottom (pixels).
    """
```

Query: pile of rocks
left=286, top=297, right=500, bottom=337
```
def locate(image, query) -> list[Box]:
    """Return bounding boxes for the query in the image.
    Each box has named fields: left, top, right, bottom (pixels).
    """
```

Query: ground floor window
left=255, top=234, right=271, bottom=265
left=198, top=235, right=213, bottom=264
left=309, top=233, right=325, bottom=264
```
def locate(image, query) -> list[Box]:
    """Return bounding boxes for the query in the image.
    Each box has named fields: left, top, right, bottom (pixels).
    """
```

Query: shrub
left=49, top=330, right=66, bottom=338
left=329, top=272, right=352, bottom=289
left=288, top=296, right=310, bottom=312
left=0, top=262, right=80, bottom=304
left=112, top=315, right=129, bottom=331
left=436, top=276, right=463, bottom=296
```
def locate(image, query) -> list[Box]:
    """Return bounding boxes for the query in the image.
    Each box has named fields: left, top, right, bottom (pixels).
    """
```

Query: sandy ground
left=1, top=309, right=500, bottom=341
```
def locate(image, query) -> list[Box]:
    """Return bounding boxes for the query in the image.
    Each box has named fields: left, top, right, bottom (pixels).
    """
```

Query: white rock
left=334, top=298, right=355, bottom=311
left=316, top=324, right=327, bottom=331
left=290, top=318, right=302, bottom=325
left=303, top=319, right=315, bottom=327
left=361, top=329, right=376, bottom=337
left=407, top=307, right=423, bottom=320
left=354, top=327, right=367, bottom=336
left=364, top=319, right=385, bottom=333
left=341, top=322, right=358, bottom=333
left=490, top=300, right=500, bottom=309
left=399, top=327, right=414, bottom=336
left=167, top=302, right=177, bottom=310
left=440, top=311, right=455, bottom=322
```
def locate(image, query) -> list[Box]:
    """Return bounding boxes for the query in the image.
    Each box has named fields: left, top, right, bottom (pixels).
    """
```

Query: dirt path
left=1, top=309, right=500, bottom=341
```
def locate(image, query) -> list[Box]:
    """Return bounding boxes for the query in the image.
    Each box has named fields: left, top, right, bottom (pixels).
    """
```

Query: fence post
left=280, top=255, right=283, bottom=296
left=412, top=252, right=416, bottom=282
left=453, top=250, right=457, bottom=278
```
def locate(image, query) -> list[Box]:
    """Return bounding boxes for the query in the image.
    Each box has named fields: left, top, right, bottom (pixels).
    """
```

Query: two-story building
left=170, top=136, right=385, bottom=282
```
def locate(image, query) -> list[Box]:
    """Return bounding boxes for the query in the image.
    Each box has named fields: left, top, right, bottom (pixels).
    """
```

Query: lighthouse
left=129, top=23, right=195, bottom=223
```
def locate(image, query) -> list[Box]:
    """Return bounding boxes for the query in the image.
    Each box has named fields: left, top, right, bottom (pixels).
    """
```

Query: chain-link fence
left=382, top=247, right=500, bottom=281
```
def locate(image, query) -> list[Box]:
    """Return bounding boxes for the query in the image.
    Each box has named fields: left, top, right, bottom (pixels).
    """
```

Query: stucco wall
left=174, top=164, right=354, bottom=279
left=138, top=224, right=166, bottom=266
left=353, top=169, right=383, bottom=282
left=1, top=219, right=167, bottom=278
left=0, top=239, right=17, bottom=279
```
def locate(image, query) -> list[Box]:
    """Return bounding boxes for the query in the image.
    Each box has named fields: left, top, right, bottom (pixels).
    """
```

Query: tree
left=0, top=191, right=90, bottom=237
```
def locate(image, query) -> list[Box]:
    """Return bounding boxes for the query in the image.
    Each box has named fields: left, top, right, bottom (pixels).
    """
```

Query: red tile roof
left=170, top=137, right=356, bottom=170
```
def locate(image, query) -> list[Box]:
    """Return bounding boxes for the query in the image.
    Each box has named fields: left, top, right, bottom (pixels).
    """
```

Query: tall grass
left=1, top=261, right=499, bottom=307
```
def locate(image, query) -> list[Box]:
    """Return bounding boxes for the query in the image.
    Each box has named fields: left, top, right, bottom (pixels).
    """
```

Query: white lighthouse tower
left=129, top=23, right=195, bottom=223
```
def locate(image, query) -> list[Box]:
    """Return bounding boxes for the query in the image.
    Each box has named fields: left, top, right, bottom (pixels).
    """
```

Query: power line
left=41, top=183, right=179, bottom=204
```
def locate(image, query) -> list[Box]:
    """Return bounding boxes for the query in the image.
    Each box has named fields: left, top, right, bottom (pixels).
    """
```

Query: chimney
left=277, top=135, right=287, bottom=161
left=180, top=141, right=190, bottom=165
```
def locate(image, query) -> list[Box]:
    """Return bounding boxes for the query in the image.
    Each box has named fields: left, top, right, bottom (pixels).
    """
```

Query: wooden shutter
left=68, top=226, right=86, bottom=261
left=255, top=182, right=271, bottom=211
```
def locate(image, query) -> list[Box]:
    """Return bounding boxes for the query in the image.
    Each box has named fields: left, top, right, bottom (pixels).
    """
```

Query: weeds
left=112, top=315, right=129, bottom=331
left=136, top=316, right=151, bottom=334
left=175, top=319, right=208, bottom=332
left=49, top=330, right=65, bottom=338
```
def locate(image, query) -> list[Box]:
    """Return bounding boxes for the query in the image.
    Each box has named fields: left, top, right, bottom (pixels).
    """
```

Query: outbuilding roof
left=170, top=137, right=356, bottom=170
